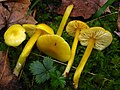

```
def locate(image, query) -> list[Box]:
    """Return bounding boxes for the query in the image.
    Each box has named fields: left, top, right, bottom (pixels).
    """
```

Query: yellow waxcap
left=23, top=23, right=54, bottom=37
left=66, top=20, right=89, bottom=37
left=22, top=24, right=36, bottom=37
left=36, top=23, right=54, bottom=35
left=4, top=24, right=26, bottom=47
left=79, top=27, right=113, bottom=50
left=36, top=34, right=71, bottom=62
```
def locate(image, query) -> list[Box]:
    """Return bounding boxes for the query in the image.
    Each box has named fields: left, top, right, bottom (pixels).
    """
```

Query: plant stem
left=13, top=29, right=41, bottom=76
left=56, top=4, right=73, bottom=36
left=73, top=38, right=95, bottom=89
left=63, top=28, right=80, bottom=77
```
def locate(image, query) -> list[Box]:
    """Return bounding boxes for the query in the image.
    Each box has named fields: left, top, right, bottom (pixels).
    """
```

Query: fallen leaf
left=114, top=4, right=120, bottom=37
left=51, top=0, right=99, bottom=19
left=0, top=51, right=12, bottom=86
left=0, top=0, right=37, bottom=30
left=0, top=51, right=22, bottom=90
left=50, top=0, right=112, bottom=19
left=117, top=5, right=120, bottom=31
left=0, top=3, right=10, bottom=30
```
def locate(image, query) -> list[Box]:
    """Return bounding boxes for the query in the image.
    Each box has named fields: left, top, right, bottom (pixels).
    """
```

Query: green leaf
left=29, top=57, right=55, bottom=84
left=35, top=73, right=49, bottom=84
left=50, top=71, right=66, bottom=88
left=28, top=0, right=40, bottom=14
left=43, top=57, right=54, bottom=70
left=92, top=0, right=115, bottom=19
left=29, top=61, right=46, bottom=75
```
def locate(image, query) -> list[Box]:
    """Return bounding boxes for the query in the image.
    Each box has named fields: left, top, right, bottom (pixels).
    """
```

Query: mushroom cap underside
left=23, top=23, right=54, bottom=37
left=4, top=24, right=26, bottom=46
left=79, top=27, right=113, bottom=50
left=36, top=34, right=71, bottom=62
left=66, top=20, right=89, bottom=37
left=22, top=24, right=36, bottom=37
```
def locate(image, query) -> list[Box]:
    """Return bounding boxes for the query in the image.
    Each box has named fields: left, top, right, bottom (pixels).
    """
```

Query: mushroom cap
left=23, top=23, right=54, bottom=37
left=66, top=20, right=89, bottom=37
left=36, top=23, right=54, bottom=35
left=79, top=27, right=113, bottom=50
left=36, top=34, right=71, bottom=62
left=4, top=24, right=26, bottom=47
left=22, top=24, right=36, bottom=37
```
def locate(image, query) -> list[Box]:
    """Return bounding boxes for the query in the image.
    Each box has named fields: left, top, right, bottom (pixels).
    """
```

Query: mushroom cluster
left=36, top=4, right=73, bottom=62
left=60, top=20, right=112, bottom=89
left=3, top=3, right=113, bottom=90
left=63, top=20, right=89, bottom=77
left=4, top=23, right=54, bottom=76
left=4, top=4, right=73, bottom=77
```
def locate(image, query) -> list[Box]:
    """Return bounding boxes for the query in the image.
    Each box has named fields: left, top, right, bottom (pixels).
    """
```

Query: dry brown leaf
left=0, top=3, right=10, bottom=30
left=0, top=0, right=37, bottom=30
left=0, top=51, right=22, bottom=90
left=114, top=4, right=120, bottom=37
left=117, top=5, right=120, bottom=31
left=52, top=0, right=99, bottom=19
left=51, top=0, right=112, bottom=19
left=0, top=51, right=12, bottom=86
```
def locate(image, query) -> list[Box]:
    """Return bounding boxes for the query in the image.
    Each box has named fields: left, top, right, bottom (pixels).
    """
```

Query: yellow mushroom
left=37, top=35, right=70, bottom=62
left=36, top=4, right=74, bottom=62
left=22, top=24, right=36, bottom=37
left=73, top=27, right=113, bottom=89
left=13, top=23, right=54, bottom=76
left=4, top=24, right=26, bottom=47
left=63, top=20, right=89, bottom=77
left=56, top=4, right=74, bottom=36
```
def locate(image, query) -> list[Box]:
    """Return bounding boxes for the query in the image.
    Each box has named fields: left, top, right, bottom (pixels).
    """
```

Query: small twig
left=32, top=9, right=37, bottom=18
left=31, top=53, right=96, bottom=76
left=31, top=52, right=111, bottom=81
left=0, top=49, right=8, bottom=80
left=114, top=31, right=120, bottom=37
left=31, top=52, right=76, bottom=68
left=86, top=12, right=118, bottom=24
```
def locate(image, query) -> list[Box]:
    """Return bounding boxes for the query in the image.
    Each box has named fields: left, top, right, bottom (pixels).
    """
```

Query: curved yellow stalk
left=56, top=4, right=73, bottom=36
left=73, top=38, right=95, bottom=89
left=63, top=28, right=80, bottom=77
left=13, top=29, right=41, bottom=76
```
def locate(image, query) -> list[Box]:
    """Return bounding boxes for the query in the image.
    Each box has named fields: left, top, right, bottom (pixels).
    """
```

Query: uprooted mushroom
left=73, top=27, right=113, bottom=89
left=13, top=23, right=54, bottom=76
left=4, top=24, right=26, bottom=47
left=36, top=4, right=73, bottom=62
left=63, top=20, right=89, bottom=77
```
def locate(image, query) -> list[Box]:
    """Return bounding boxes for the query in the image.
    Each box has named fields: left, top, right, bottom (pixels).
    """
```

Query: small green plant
left=29, top=57, right=66, bottom=89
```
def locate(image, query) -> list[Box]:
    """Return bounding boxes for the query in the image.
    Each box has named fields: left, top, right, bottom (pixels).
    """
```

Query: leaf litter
left=0, top=0, right=37, bottom=30
left=51, top=0, right=111, bottom=19
left=0, top=50, right=22, bottom=90
left=114, top=4, right=120, bottom=37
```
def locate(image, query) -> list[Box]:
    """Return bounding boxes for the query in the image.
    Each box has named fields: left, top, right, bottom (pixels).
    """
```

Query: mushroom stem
left=73, top=38, right=95, bottom=89
left=63, top=28, right=80, bottom=77
left=13, top=29, right=41, bottom=76
left=56, top=4, right=73, bottom=36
